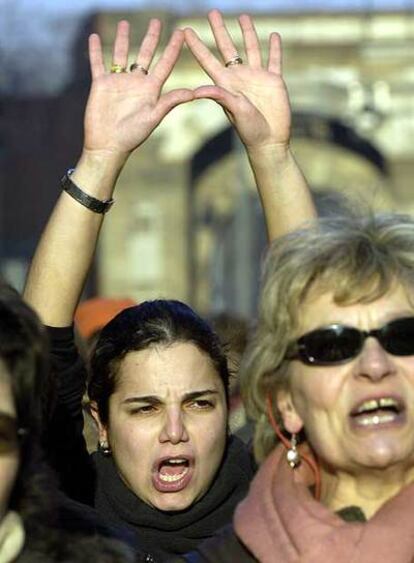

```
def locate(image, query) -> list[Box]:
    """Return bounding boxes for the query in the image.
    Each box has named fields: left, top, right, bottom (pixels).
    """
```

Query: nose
left=355, top=336, right=396, bottom=381
left=159, top=407, right=189, bottom=444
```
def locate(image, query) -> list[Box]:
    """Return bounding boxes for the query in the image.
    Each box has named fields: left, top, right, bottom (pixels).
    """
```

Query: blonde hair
left=241, top=213, right=414, bottom=461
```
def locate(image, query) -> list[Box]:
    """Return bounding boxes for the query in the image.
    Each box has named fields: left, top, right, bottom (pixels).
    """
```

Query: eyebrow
left=122, top=389, right=220, bottom=405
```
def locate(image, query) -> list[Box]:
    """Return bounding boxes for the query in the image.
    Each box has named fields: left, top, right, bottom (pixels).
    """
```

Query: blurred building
left=95, top=9, right=414, bottom=316
left=1, top=8, right=413, bottom=316
left=0, top=13, right=94, bottom=290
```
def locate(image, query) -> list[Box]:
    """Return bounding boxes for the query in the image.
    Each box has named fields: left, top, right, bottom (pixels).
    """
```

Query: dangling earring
left=286, top=433, right=301, bottom=468
left=265, top=393, right=301, bottom=469
left=98, top=441, right=112, bottom=456
left=266, top=393, right=321, bottom=499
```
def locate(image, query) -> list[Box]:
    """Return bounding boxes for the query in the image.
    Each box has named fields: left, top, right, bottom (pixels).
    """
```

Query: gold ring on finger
left=129, top=63, right=149, bottom=75
left=225, top=55, right=243, bottom=68
left=110, top=63, right=127, bottom=73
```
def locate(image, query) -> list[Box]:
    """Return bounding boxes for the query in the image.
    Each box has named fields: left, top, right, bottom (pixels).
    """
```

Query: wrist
left=247, top=143, right=293, bottom=171
left=61, top=170, right=114, bottom=214
left=79, top=147, right=129, bottom=174
left=71, top=149, right=128, bottom=200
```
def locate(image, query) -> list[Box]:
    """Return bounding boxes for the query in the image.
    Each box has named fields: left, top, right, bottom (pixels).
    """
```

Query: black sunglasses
left=285, top=316, right=414, bottom=366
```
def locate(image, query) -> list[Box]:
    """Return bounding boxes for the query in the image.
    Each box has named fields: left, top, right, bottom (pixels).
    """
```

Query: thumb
left=152, top=88, right=195, bottom=123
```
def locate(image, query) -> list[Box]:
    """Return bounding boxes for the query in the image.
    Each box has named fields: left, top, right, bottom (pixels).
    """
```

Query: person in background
left=75, top=297, right=136, bottom=452
left=207, top=312, right=251, bottom=438
left=0, top=280, right=138, bottom=562
left=75, top=297, right=136, bottom=351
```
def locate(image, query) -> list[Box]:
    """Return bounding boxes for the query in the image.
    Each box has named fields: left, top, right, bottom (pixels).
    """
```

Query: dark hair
left=0, top=282, right=137, bottom=561
left=88, top=299, right=230, bottom=423
left=0, top=281, right=54, bottom=520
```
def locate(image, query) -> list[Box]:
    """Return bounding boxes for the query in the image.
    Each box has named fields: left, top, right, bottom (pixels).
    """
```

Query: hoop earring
left=286, top=433, right=301, bottom=468
left=98, top=441, right=112, bottom=456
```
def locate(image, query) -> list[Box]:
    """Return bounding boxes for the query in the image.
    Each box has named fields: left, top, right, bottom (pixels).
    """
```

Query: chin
left=152, top=492, right=195, bottom=512
left=353, top=444, right=410, bottom=470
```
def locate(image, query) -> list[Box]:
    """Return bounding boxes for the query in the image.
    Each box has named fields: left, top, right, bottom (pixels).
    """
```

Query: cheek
left=397, top=357, right=414, bottom=378
left=290, top=368, right=344, bottom=424
left=109, top=418, right=153, bottom=463
left=193, top=410, right=227, bottom=462
left=108, top=421, right=155, bottom=495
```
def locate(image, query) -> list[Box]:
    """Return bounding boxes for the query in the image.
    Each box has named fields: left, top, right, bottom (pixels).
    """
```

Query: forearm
left=247, top=144, right=317, bottom=241
left=24, top=20, right=189, bottom=326
left=24, top=150, right=126, bottom=326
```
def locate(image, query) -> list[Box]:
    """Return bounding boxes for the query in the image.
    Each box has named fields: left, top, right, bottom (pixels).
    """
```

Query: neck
left=319, top=463, right=414, bottom=519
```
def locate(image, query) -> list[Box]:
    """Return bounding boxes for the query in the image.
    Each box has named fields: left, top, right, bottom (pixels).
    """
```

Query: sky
left=2, top=0, right=412, bottom=15
left=0, top=0, right=411, bottom=96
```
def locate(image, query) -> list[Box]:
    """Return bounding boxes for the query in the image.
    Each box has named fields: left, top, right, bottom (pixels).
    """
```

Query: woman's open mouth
left=152, top=456, right=194, bottom=493
left=350, top=396, right=405, bottom=429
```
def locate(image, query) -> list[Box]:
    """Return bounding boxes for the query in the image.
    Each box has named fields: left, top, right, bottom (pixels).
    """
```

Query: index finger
left=184, top=27, right=223, bottom=81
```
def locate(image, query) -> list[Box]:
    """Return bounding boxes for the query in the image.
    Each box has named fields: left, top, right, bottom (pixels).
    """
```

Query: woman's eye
left=189, top=399, right=213, bottom=410
left=130, top=405, right=156, bottom=415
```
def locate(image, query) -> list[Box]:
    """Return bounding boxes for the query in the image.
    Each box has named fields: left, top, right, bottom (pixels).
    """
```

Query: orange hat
left=75, top=297, right=136, bottom=340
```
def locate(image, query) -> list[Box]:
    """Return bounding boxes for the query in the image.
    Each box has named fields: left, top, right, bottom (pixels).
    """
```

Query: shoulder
left=18, top=530, right=139, bottom=563
left=168, top=524, right=257, bottom=563
left=56, top=494, right=137, bottom=545
left=18, top=494, right=143, bottom=562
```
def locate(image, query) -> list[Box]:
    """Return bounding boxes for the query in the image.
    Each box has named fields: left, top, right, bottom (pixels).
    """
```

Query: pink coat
left=235, top=445, right=414, bottom=563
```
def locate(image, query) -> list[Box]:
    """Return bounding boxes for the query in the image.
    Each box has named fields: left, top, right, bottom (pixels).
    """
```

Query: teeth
left=168, top=459, right=186, bottom=464
left=159, top=467, right=189, bottom=483
left=356, top=397, right=398, bottom=414
left=379, top=398, right=398, bottom=409
left=357, top=399, right=379, bottom=413
left=356, top=413, right=396, bottom=427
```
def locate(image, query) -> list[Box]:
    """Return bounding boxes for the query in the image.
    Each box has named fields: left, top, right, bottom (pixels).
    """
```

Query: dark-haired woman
left=24, top=10, right=313, bottom=562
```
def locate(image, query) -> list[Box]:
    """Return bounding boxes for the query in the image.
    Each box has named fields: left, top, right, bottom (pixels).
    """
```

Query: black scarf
left=93, top=436, right=255, bottom=561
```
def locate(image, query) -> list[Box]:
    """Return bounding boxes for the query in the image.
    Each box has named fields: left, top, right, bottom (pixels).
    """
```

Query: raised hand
left=185, top=10, right=316, bottom=241
left=24, top=20, right=195, bottom=327
left=184, top=10, right=291, bottom=153
left=84, top=19, right=194, bottom=160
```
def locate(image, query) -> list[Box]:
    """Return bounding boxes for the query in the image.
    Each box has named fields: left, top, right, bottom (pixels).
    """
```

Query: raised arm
left=24, top=20, right=193, bottom=326
left=184, top=10, right=317, bottom=240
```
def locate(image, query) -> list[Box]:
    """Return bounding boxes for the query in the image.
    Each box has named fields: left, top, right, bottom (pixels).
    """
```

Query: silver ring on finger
left=225, top=55, right=243, bottom=68
left=129, top=62, right=149, bottom=75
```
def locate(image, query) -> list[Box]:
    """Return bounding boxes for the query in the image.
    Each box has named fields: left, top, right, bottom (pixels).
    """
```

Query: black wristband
left=61, top=169, right=114, bottom=214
